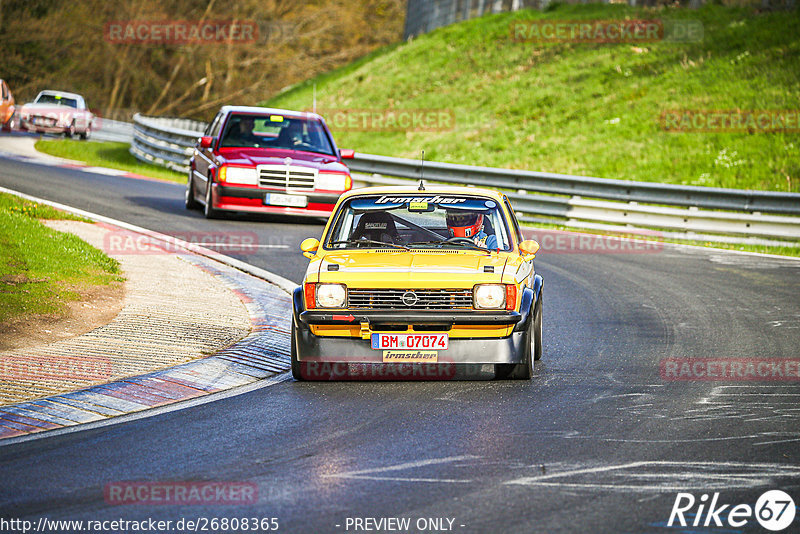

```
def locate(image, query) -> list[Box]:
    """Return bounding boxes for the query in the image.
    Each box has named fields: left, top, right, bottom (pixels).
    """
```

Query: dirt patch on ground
left=0, top=280, right=125, bottom=351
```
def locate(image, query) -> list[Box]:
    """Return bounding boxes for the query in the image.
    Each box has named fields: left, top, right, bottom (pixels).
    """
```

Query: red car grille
left=257, top=166, right=316, bottom=190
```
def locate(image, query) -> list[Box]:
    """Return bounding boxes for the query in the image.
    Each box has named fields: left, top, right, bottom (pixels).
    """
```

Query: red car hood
left=217, top=148, right=348, bottom=172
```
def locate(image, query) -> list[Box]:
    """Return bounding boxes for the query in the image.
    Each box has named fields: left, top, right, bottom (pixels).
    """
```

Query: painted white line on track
left=322, top=455, right=479, bottom=480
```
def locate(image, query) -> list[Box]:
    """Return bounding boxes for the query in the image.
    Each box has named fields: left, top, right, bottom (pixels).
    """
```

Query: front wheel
left=290, top=315, right=303, bottom=380
left=1, top=115, right=14, bottom=132
left=203, top=178, right=218, bottom=219
left=500, top=290, right=542, bottom=379
left=79, top=126, right=90, bottom=140
left=185, top=172, right=199, bottom=210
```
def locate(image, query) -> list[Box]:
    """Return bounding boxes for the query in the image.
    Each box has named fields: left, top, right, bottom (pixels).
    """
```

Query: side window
left=206, top=113, right=223, bottom=137
left=1, top=82, right=7, bottom=100
left=504, top=198, right=523, bottom=245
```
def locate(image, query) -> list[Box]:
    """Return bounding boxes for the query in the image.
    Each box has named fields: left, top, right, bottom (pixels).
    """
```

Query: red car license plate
left=371, top=333, right=448, bottom=350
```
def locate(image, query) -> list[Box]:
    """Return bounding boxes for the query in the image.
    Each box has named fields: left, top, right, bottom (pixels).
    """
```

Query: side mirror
left=339, top=149, right=355, bottom=159
left=300, top=237, right=320, bottom=259
left=199, top=136, right=214, bottom=149
left=519, top=240, right=540, bottom=258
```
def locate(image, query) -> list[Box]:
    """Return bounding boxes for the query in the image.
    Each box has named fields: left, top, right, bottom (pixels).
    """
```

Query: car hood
left=218, top=148, right=347, bottom=172
left=21, top=103, right=86, bottom=115
left=311, top=250, right=509, bottom=287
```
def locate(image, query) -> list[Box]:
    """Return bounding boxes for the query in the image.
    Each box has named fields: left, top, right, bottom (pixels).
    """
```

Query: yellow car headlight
left=316, top=283, right=347, bottom=308
left=474, top=284, right=506, bottom=309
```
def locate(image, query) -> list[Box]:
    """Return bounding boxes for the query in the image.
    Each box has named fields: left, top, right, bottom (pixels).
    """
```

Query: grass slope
left=266, top=4, right=800, bottom=192
left=35, top=139, right=186, bottom=183
left=0, top=193, right=123, bottom=325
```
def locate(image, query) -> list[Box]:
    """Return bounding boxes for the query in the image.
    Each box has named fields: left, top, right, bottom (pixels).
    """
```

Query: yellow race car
left=291, top=184, right=543, bottom=380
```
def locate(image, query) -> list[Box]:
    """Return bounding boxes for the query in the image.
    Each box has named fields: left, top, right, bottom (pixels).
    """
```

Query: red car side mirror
left=199, top=136, right=214, bottom=149
left=339, top=149, right=355, bottom=159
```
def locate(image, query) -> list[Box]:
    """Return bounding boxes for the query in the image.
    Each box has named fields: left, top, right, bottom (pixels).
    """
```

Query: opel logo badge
left=401, top=291, right=418, bottom=307
left=284, top=157, right=292, bottom=166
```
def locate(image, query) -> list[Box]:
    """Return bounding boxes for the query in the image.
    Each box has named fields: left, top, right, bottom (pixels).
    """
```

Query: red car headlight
left=219, top=165, right=258, bottom=185
left=317, top=172, right=351, bottom=192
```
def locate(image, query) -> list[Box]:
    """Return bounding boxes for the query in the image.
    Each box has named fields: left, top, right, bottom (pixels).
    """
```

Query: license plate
left=265, top=193, right=308, bottom=208
left=383, top=350, right=438, bottom=363
left=371, top=333, right=448, bottom=350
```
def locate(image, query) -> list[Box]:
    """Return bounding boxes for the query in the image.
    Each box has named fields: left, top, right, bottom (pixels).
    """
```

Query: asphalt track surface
left=2, top=149, right=800, bottom=533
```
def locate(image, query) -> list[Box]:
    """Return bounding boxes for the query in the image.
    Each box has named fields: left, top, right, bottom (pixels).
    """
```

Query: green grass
left=265, top=4, right=800, bottom=192
left=0, top=193, right=123, bottom=325
left=35, top=139, right=186, bottom=183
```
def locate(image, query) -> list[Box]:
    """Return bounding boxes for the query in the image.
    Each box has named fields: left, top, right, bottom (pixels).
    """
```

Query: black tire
left=533, top=291, right=543, bottom=361
left=185, top=172, right=199, bottom=210
left=290, top=315, right=304, bottom=380
left=79, top=126, right=90, bottom=140
left=203, top=177, right=218, bottom=219
left=65, top=122, right=75, bottom=138
left=500, top=290, right=543, bottom=380
left=508, top=317, right=534, bottom=379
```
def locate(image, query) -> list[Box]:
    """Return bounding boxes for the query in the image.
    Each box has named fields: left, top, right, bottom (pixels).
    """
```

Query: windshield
left=34, top=93, right=78, bottom=108
left=326, top=194, right=512, bottom=252
left=219, top=113, right=335, bottom=155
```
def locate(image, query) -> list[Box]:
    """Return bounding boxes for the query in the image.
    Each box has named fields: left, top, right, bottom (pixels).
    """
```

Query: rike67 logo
left=668, top=490, right=796, bottom=531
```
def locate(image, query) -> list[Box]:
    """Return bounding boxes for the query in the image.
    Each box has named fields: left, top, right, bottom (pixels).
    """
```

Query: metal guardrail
left=130, top=113, right=800, bottom=245
left=130, top=114, right=206, bottom=173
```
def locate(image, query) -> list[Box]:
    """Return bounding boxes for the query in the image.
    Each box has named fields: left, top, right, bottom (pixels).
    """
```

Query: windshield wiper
left=406, top=240, right=446, bottom=247
left=445, top=241, right=490, bottom=252
left=330, top=239, right=409, bottom=251
left=408, top=240, right=490, bottom=253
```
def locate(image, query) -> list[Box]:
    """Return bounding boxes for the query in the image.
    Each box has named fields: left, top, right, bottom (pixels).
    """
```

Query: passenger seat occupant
left=446, top=210, right=497, bottom=250
left=351, top=212, right=399, bottom=244
left=276, top=120, right=305, bottom=147
left=224, top=116, right=260, bottom=146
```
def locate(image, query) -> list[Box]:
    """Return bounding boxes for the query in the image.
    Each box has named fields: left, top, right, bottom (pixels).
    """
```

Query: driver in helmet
left=445, top=210, right=498, bottom=250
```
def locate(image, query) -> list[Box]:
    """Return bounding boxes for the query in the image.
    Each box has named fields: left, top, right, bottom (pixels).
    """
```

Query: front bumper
left=213, top=184, right=339, bottom=217
left=20, top=120, right=69, bottom=134
left=300, top=310, right=522, bottom=326
left=292, top=286, right=536, bottom=369
left=294, top=324, right=528, bottom=365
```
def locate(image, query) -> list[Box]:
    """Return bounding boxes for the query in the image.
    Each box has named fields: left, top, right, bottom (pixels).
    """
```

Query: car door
left=0, top=81, right=13, bottom=125
left=76, top=96, right=88, bottom=131
left=192, top=111, right=224, bottom=195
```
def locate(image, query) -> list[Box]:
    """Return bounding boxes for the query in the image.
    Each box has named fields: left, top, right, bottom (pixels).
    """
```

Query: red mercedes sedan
left=186, top=106, right=354, bottom=219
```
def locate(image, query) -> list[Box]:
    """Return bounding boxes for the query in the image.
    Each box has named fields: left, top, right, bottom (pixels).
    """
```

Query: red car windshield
left=219, top=114, right=335, bottom=156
